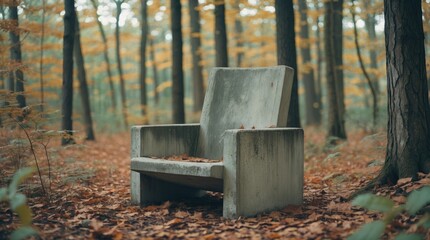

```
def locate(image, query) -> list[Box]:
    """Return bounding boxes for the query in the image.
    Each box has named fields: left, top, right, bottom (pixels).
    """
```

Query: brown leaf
left=166, top=218, right=182, bottom=227
left=90, top=219, right=103, bottom=231
left=174, top=211, right=189, bottom=218
left=397, top=177, right=412, bottom=185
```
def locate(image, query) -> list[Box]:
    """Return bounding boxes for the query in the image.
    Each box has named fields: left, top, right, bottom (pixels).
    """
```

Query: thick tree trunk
left=62, top=0, right=76, bottom=145
left=233, top=0, right=244, bottom=67
left=325, top=0, right=346, bottom=140
left=275, top=0, right=301, bottom=127
left=74, top=15, right=95, bottom=141
left=214, top=1, right=228, bottom=67
left=298, top=0, right=321, bottom=126
left=114, top=0, right=128, bottom=128
left=377, top=0, right=430, bottom=184
left=140, top=0, right=148, bottom=120
left=90, top=0, right=117, bottom=111
left=9, top=3, right=26, bottom=108
left=171, top=0, right=185, bottom=123
left=188, top=0, right=204, bottom=112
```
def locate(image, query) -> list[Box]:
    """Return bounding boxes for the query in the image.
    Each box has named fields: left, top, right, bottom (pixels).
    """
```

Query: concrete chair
left=131, top=66, right=303, bottom=218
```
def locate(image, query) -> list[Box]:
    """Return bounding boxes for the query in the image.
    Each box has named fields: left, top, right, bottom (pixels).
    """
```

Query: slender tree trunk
left=275, top=0, right=301, bottom=127
left=376, top=0, right=430, bottom=184
left=140, top=0, right=148, bottom=120
left=40, top=0, right=46, bottom=112
left=149, top=34, right=160, bottom=123
left=298, top=0, right=321, bottom=126
left=214, top=1, right=228, bottom=67
left=233, top=0, right=244, bottom=67
left=114, top=0, right=128, bottom=128
left=9, top=3, right=26, bottom=108
left=314, top=1, right=323, bottom=112
left=74, top=14, right=95, bottom=140
left=351, top=0, right=378, bottom=129
left=188, top=0, right=204, bottom=112
left=90, top=0, right=117, bottom=111
left=171, top=0, right=185, bottom=123
left=149, top=36, right=159, bottom=106
left=364, top=0, right=380, bottom=95
left=325, top=0, right=346, bottom=140
left=62, top=0, right=76, bottom=145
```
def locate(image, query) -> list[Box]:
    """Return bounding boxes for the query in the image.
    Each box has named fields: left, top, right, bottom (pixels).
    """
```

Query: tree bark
left=233, top=0, right=244, bottom=67
left=140, top=0, right=148, bottom=120
left=214, top=1, right=228, bottom=67
left=171, top=0, right=185, bottom=123
left=39, top=0, right=46, bottom=112
left=90, top=0, right=117, bottom=111
left=62, top=0, right=76, bottom=145
left=114, top=0, right=128, bottom=128
left=314, top=0, right=323, bottom=113
left=9, top=2, right=26, bottom=108
left=298, top=0, right=321, bottom=126
left=377, top=0, right=430, bottom=184
left=275, top=0, right=301, bottom=128
left=188, top=0, right=204, bottom=112
left=149, top=36, right=159, bottom=106
left=325, top=0, right=346, bottom=140
left=74, top=14, right=95, bottom=141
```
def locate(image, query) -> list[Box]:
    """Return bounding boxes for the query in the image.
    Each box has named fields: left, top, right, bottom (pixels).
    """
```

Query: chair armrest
left=222, top=127, right=304, bottom=218
left=131, top=124, right=200, bottom=158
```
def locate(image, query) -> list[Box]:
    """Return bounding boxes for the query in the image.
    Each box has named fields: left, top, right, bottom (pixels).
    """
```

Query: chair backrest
left=196, top=66, right=294, bottom=160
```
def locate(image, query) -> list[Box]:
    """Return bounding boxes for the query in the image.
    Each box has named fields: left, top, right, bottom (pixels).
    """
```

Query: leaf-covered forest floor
left=1, top=128, right=430, bottom=239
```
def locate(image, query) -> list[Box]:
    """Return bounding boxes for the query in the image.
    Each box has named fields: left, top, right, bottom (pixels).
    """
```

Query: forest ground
left=1, top=128, right=430, bottom=239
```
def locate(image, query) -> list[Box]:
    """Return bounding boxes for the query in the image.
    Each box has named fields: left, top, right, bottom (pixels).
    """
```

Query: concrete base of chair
left=131, top=128, right=304, bottom=218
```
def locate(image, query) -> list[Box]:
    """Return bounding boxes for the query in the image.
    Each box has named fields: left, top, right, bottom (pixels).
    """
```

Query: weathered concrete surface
left=131, top=158, right=223, bottom=191
left=197, top=66, right=294, bottom=160
left=131, top=124, right=200, bottom=204
left=130, top=66, right=304, bottom=218
left=223, top=128, right=304, bottom=218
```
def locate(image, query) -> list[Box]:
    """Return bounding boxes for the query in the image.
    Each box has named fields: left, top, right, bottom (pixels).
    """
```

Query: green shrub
left=0, top=167, right=38, bottom=240
left=349, top=186, right=430, bottom=240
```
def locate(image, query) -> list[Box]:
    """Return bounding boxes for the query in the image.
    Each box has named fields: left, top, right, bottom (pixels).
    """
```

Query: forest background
left=1, top=0, right=430, bottom=239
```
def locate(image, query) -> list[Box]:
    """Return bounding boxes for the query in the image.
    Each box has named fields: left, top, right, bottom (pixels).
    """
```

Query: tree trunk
left=233, top=0, right=244, bottom=67
left=40, top=0, right=46, bottom=112
left=140, top=0, right=148, bottom=120
left=364, top=0, right=380, bottom=95
left=74, top=14, right=95, bottom=141
left=377, top=0, right=430, bottom=184
left=314, top=0, right=323, bottom=112
left=90, top=0, right=117, bottom=111
left=188, top=0, right=204, bottom=112
left=62, top=0, right=76, bottom=145
left=298, top=0, right=321, bottom=126
left=9, top=3, right=26, bottom=108
left=171, top=0, right=185, bottom=123
left=149, top=36, right=159, bottom=106
left=351, top=0, right=378, bottom=129
left=325, top=0, right=346, bottom=140
left=114, top=0, right=128, bottom=128
left=275, top=0, right=301, bottom=128
left=214, top=1, right=228, bottom=67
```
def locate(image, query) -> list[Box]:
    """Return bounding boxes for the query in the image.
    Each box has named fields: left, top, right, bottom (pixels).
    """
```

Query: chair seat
left=131, top=157, right=224, bottom=192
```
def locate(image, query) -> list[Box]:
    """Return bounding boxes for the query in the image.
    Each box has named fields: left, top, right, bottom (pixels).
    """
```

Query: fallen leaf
left=166, top=218, right=182, bottom=227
